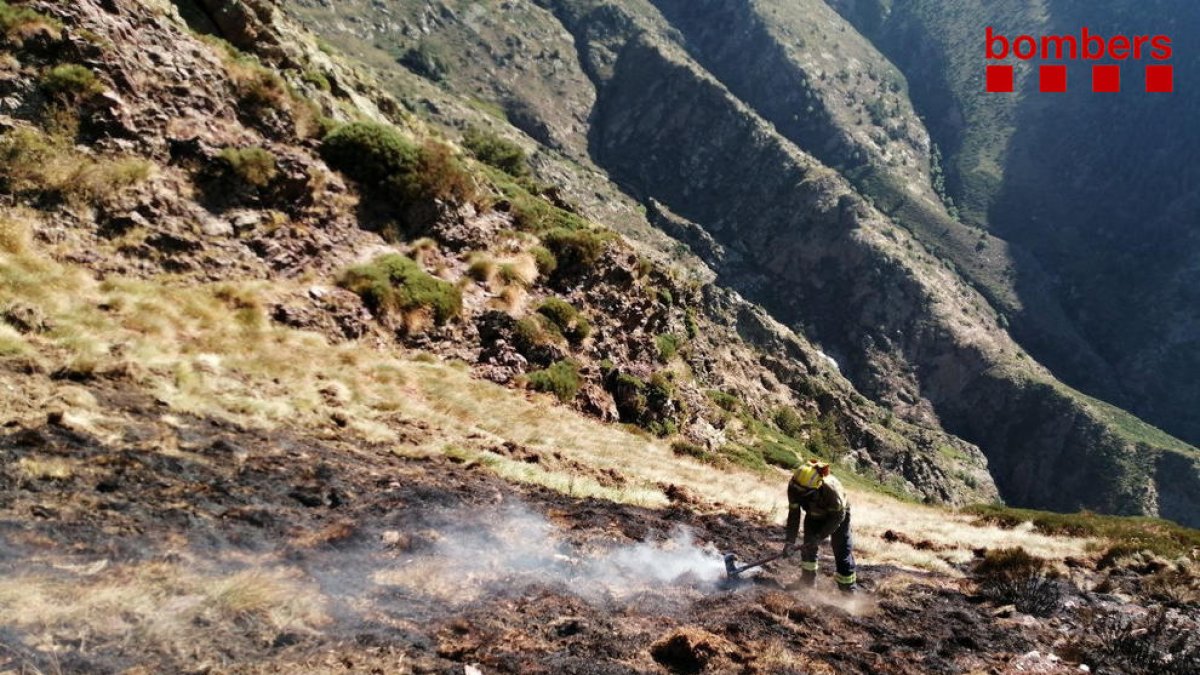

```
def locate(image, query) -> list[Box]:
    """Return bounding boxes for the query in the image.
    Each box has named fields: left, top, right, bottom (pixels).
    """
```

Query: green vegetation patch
left=655, top=333, right=683, bottom=362
left=338, top=253, right=461, bottom=326
left=530, top=245, right=557, bottom=277
left=965, top=503, right=1200, bottom=559
left=0, top=1, right=60, bottom=39
left=670, top=440, right=712, bottom=462
left=527, top=359, right=581, bottom=402
left=541, top=227, right=614, bottom=273
left=758, top=440, right=801, bottom=469
left=218, top=146, right=278, bottom=188
left=773, top=407, right=806, bottom=437
left=536, top=298, right=591, bottom=344
left=41, top=64, right=103, bottom=100
left=463, top=127, right=529, bottom=177
left=322, top=122, right=477, bottom=207
left=322, top=122, right=418, bottom=190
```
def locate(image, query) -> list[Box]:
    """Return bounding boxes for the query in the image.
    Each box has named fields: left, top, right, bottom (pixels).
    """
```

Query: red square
left=1146, top=65, right=1174, bottom=92
left=1039, top=65, right=1067, bottom=92
left=1092, top=65, right=1120, bottom=92
left=986, top=65, right=1013, bottom=93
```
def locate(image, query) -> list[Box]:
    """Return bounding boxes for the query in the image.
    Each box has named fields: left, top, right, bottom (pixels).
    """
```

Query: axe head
left=723, top=553, right=740, bottom=578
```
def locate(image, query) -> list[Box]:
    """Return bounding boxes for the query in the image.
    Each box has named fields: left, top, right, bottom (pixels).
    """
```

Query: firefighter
left=782, top=460, right=857, bottom=593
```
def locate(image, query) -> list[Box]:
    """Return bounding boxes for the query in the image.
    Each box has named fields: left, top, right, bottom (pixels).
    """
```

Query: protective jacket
left=784, top=474, right=849, bottom=545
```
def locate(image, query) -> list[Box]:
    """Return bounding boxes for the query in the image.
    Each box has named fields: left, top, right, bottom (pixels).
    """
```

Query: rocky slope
left=279, top=0, right=1200, bottom=525
left=0, top=0, right=1002, bottom=509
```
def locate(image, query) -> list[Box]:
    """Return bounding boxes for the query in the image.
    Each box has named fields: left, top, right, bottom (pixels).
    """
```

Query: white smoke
left=376, top=503, right=729, bottom=605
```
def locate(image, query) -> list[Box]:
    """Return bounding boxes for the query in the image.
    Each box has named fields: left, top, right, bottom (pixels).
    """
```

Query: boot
left=801, top=569, right=817, bottom=588
left=837, top=582, right=857, bottom=595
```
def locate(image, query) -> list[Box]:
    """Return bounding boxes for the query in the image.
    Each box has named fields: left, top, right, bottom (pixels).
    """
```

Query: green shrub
left=527, top=359, right=581, bottom=402
left=537, top=298, right=591, bottom=343
left=0, top=1, right=60, bottom=40
left=463, top=127, right=529, bottom=177
left=706, top=390, right=741, bottom=413
left=338, top=253, right=461, bottom=327
left=718, top=444, right=768, bottom=472
left=41, top=64, right=103, bottom=100
left=655, top=334, right=683, bottom=362
left=322, top=121, right=419, bottom=191
left=541, top=227, right=611, bottom=272
left=218, top=146, right=277, bottom=188
left=647, top=371, right=676, bottom=409
left=656, top=288, right=674, bottom=307
left=322, top=124, right=476, bottom=207
left=301, top=68, right=331, bottom=91
left=760, top=441, right=801, bottom=469
left=530, top=245, right=557, bottom=277
left=773, top=407, right=807, bottom=437
left=397, top=41, right=446, bottom=81
left=513, top=314, right=562, bottom=353
left=321, top=119, right=420, bottom=183
left=685, top=309, right=700, bottom=339
left=808, top=414, right=850, bottom=460
left=511, top=192, right=587, bottom=233
left=671, top=440, right=712, bottom=462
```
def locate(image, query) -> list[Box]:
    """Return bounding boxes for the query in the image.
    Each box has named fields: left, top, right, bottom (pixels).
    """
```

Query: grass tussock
left=0, top=209, right=32, bottom=254
left=15, top=456, right=74, bottom=481
left=536, top=297, right=590, bottom=343
left=41, top=63, right=104, bottom=101
left=0, top=126, right=152, bottom=206
left=208, top=40, right=319, bottom=138
left=525, top=359, right=582, bottom=403
left=540, top=227, right=613, bottom=272
left=219, top=146, right=279, bottom=188
left=0, top=0, right=61, bottom=44
left=338, top=253, right=461, bottom=331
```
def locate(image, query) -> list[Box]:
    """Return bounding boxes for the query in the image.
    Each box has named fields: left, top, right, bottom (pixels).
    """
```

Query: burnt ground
left=1, top=387, right=1197, bottom=674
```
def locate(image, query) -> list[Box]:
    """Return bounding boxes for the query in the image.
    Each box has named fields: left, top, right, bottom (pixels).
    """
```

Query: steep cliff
left=830, top=0, right=1200, bottom=448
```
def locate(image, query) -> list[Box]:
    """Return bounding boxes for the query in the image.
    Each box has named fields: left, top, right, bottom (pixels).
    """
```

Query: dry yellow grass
left=0, top=209, right=32, bottom=254
left=0, top=127, right=153, bottom=207
left=0, top=562, right=327, bottom=653
left=14, top=456, right=75, bottom=481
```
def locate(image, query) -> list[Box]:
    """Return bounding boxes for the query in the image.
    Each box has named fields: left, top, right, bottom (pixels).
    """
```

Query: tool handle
left=737, top=551, right=784, bottom=572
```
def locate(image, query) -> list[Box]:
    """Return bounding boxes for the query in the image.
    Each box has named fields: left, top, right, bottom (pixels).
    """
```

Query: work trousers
left=799, top=510, right=856, bottom=586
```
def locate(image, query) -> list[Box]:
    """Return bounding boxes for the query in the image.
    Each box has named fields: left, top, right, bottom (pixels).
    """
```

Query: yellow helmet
left=793, top=460, right=829, bottom=490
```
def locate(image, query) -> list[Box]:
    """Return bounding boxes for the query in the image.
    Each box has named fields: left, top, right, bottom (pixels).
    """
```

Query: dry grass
left=0, top=562, right=327, bottom=655
left=752, top=640, right=837, bottom=674
left=0, top=127, right=153, bottom=207
left=14, top=456, right=74, bottom=481
left=0, top=208, right=32, bottom=254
